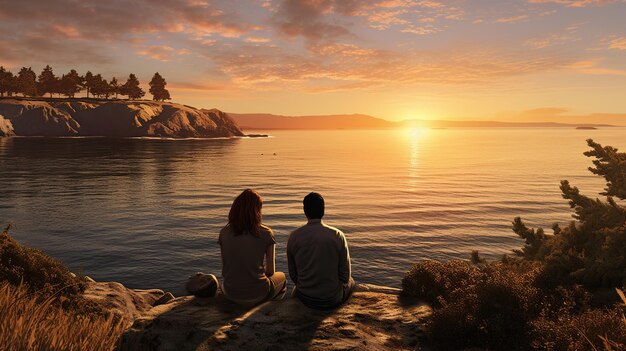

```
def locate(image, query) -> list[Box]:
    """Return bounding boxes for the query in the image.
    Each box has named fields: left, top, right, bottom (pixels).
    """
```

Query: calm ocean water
left=0, top=128, right=623, bottom=294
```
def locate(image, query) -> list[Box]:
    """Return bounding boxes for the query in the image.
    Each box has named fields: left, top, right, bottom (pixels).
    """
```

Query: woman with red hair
left=218, top=189, right=286, bottom=306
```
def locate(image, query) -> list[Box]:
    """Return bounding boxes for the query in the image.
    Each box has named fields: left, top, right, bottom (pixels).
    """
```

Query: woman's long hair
left=228, top=189, right=262, bottom=237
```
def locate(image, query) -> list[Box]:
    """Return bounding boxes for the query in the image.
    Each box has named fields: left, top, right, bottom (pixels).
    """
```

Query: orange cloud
left=168, top=82, right=230, bottom=92
left=609, top=37, right=626, bottom=50
left=528, top=0, right=617, bottom=7
left=244, top=37, right=272, bottom=43
left=568, top=59, right=626, bottom=76
left=137, top=46, right=176, bottom=62
left=496, top=15, right=529, bottom=23
left=202, top=40, right=574, bottom=90
left=52, top=24, right=81, bottom=38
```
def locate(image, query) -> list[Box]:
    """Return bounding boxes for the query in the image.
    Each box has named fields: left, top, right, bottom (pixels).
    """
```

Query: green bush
left=403, top=140, right=626, bottom=350
left=401, top=260, right=480, bottom=306
left=513, top=139, right=626, bottom=291
left=532, top=307, right=626, bottom=350
left=0, top=224, right=85, bottom=297
left=0, top=225, right=103, bottom=315
left=405, top=262, right=539, bottom=350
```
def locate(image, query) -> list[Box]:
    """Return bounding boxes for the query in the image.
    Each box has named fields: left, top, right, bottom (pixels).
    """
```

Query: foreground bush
left=403, top=140, right=626, bottom=350
left=0, top=225, right=104, bottom=315
left=0, top=282, right=124, bottom=351
left=0, top=224, right=85, bottom=297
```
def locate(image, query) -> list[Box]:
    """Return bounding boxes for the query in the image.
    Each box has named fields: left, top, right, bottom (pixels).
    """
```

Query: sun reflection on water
left=403, top=128, right=428, bottom=190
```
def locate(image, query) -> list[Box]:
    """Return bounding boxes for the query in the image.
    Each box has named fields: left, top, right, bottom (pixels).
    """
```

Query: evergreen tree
left=109, top=77, right=120, bottom=99
left=17, top=67, right=37, bottom=97
left=120, top=74, right=145, bottom=100
left=90, top=74, right=107, bottom=98
left=59, top=69, right=83, bottom=98
left=37, top=65, right=59, bottom=98
left=83, top=71, right=96, bottom=98
left=513, top=139, right=626, bottom=290
left=0, top=66, right=15, bottom=97
left=148, top=72, right=171, bottom=101
left=6, top=75, right=18, bottom=97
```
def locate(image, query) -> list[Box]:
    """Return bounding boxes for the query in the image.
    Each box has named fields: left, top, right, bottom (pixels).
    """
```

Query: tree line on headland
left=0, top=66, right=171, bottom=101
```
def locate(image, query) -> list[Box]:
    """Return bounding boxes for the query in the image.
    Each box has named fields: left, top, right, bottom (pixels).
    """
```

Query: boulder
left=117, top=284, right=431, bottom=351
left=0, top=115, right=15, bottom=137
left=83, top=281, right=168, bottom=327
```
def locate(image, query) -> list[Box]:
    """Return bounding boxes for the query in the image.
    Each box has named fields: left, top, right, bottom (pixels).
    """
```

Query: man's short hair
left=303, top=192, right=325, bottom=219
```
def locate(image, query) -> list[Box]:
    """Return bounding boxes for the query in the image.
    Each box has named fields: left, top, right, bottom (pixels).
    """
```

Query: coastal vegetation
left=402, top=139, right=626, bottom=350
left=0, top=225, right=123, bottom=350
left=0, top=282, right=124, bottom=351
left=0, top=65, right=170, bottom=101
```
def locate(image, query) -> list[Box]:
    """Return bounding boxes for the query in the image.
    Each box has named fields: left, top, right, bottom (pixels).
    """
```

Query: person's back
left=219, top=223, right=275, bottom=304
left=287, top=192, right=355, bottom=310
left=219, top=189, right=286, bottom=307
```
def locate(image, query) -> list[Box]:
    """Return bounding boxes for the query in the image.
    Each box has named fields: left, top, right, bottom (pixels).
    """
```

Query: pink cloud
left=528, top=0, right=617, bottom=7
left=496, top=15, right=529, bottom=23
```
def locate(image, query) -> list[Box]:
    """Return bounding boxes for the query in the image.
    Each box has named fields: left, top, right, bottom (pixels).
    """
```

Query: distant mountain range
left=228, top=113, right=615, bottom=130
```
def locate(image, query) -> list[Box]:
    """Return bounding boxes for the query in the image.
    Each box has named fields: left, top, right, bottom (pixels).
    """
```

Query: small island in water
left=576, top=126, right=598, bottom=130
left=0, top=98, right=244, bottom=138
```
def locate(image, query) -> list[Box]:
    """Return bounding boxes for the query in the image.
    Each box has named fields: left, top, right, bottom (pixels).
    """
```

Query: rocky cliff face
left=84, top=280, right=430, bottom=351
left=0, top=99, right=244, bottom=138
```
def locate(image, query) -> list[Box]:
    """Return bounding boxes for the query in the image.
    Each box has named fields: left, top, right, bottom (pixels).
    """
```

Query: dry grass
left=598, top=289, right=626, bottom=351
left=0, top=282, right=124, bottom=351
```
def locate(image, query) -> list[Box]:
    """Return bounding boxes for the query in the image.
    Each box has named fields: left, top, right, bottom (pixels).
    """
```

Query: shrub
left=513, top=139, right=626, bottom=291
left=414, top=262, right=540, bottom=350
left=401, top=260, right=481, bottom=306
left=0, top=224, right=85, bottom=297
left=532, top=306, right=626, bottom=350
left=403, top=140, right=626, bottom=350
left=0, top=282, right=124, bottom=351
left=0, top=225, right=104, bottom=315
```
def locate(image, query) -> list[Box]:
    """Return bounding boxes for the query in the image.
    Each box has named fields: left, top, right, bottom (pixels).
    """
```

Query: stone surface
left=0, top=114, right=15, bottom=136
left=0, top=98, right=244, bottom=138
left=117, top=284, right=431, bottom=351
left=83, top=281, right=167, bottom=326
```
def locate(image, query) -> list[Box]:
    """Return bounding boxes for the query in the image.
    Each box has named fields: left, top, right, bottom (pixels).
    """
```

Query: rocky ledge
left=84, top=280, right=431, bottom=351
left=0, top=98, right=244, bottom=138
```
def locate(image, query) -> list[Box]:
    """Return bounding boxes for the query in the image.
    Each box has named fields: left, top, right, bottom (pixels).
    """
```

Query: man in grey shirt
left=287, top=192, right=356, bottom=310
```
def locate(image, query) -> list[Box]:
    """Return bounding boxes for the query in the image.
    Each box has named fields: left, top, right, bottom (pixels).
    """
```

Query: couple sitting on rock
left=202, top=189, right=355, bottom=310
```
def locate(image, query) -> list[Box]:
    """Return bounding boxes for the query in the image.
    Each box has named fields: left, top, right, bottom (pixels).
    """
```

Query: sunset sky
left=1, top=0, right=626, bottom=123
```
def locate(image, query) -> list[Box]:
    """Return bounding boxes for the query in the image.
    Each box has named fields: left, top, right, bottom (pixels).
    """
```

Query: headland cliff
left=0, top=98, right=244, bottom=138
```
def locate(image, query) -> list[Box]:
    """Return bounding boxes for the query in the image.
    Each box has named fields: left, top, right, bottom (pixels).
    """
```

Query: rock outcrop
left=0, top=98, right=244, bottom=138
left=83, top=281, right=169, bottom=327
left=84, top=280, right=431, bottom=351
left=0, top=114, right=15, bottom=137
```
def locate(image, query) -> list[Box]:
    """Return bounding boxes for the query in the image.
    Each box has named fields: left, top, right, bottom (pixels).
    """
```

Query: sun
left=406, top=127, right=425, bottom=139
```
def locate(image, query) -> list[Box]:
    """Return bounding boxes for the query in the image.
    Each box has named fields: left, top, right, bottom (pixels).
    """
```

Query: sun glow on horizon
left=405, top=127, right=428, bottom=140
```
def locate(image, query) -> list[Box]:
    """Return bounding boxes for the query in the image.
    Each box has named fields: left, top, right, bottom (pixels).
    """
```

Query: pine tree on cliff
left=100, top=78, right=111, bottom=99
left=513, top=139, right=626, bottom=290
left=120, top=74, right=145, bottom=100
left=109, top=77, right=120, bottom=99
left=89, top=74, right=107, bottom=99
left=37, top=65, right=59, bottom=98
left=0, top=66, right=15, bottom=97
left=16, top=67, right=38, bottom=97
left=59, top=69, right=83, bottom=98
left=148, top=72, right=171, bottom=101
left=83, top=71, right=96, bottom=98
